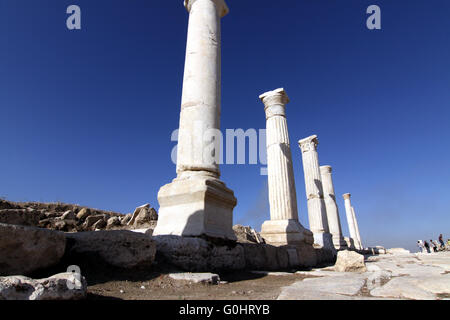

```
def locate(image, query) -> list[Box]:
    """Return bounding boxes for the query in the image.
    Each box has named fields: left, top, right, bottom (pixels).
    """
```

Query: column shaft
left=176, top=0, right=228, bottom=177
left=259, top=88, right=313, bottom=246
left=298, top=135, right=333, bottom=250
left=320, top=166, right=347, bottom=249
left=343, top=193, right=358, bottom=249
left=153, top=0, right=236, bottom=240
left=351, top=206, right=363, bottom=249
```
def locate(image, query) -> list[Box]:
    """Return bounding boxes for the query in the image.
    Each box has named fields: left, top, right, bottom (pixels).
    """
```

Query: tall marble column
left=343, top=193, right=359, bottom=250
left=298, top=135, right=334, bottom=250
left=320, top=165, right=347, bottom=250
left=351, top=206, right=363, bottom=250
left=153, top=0, right=237, bottom=240
left=259, top=88, right=314, bottom=246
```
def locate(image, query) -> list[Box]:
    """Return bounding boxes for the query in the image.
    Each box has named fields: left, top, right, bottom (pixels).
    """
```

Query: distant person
left=438, top=234, right=445, bottom=247
left=433, top=240, right=442, bottom=251
left=424, top=241, right=431, bottom=253
left=430, top=240, right=437, bottom=252
left=417, top=240, right=425, bottom=253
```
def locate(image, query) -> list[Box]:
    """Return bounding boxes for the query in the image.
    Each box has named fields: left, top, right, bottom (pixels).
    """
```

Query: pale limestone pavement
left=278, top=251, right=450, bottom=300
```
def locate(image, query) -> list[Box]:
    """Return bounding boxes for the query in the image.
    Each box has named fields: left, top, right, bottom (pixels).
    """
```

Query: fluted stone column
left=343, top=193, right=359, bottom=250
left=259, top=88, right=314, bottom=246
left=153, top=0, right=237, bottom=240
left=320, top=165, right=347, bottom=250
left=298, top=136, right=334, bottom=250
left=351, top=206, right=363, bottom=250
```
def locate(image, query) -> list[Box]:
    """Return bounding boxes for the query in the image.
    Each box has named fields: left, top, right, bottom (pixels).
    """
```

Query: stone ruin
left=0, top=0, right=380, bottom=300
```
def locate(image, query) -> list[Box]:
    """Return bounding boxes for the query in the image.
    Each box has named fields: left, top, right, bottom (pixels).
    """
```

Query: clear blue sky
left=1, top=0, right=449, bottom=252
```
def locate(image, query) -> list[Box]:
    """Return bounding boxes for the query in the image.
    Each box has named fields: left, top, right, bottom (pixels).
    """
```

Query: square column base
left=332, top=236, right=348, bottom=250
left=313, top=232, right=335, bottom=251
left=153, top=175, right=237, bottom=241
left=260, top=219, right=314, bottom=247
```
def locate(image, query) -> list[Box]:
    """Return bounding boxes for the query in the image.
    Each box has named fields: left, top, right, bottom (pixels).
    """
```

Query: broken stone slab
left=121, top=214, right=132, bottom=225
left=233, top=225, right=260, bottom=243
left=370, top=277, right=437, bottom=300
left=61, top=210, right=76, bottom=221
left=128, top=204, right=150, bottom=226
left=278, top=273, right=366, bottom=300
left=0, top=223, right=66, bottom=276
left=168, top=272, right=220, bottom=284
left=334, top=250, right=367, bottom=272
left=106, top=216, right=121, bottom=229
left=76, top=208, right=91, bottom=220
left=65, top=230, right=156, bottom=269
left=154, top=235, right=245, bottom=272
left=0, top=272, right=87, bottom=300
left=83, top=214, right=104, bottom=228
left=366, top=270, right=392, bottom=290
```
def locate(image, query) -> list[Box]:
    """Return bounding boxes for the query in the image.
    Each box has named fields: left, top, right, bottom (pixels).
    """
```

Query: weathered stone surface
left=370, top=277, right=436, bottom=300
left=154, top=235, right=245, bottom=272
left=133, top=207, right=158, bottom=229
left=61, top=210, right=76, bottom=221
left=0, top=209, right=42, bottom=226
left=233, top=225, right=260, bottom=243
left=278, top=274, right=366, bottom=300
left=106, top=216, right=121, bottom=228
left=386, top=248, right=411, bottom=255
left=241, top=243, right=290, bottom=271
left=0, top=223, right=66, bottom=276
left=76, top=208, right=90, bottom=220
left=296, top=244, right=318, bottom=267
left=128, top=204, right=150, bottom=226
left=168, top=273, right=220, bottom=284
left=65, top=230, right=156, bottom=269
left=121, top=214, right=132, bottom=225
left=0, top=273, right=87, bottom=300
left=92, top=219, right=106, bottom=230
left=334, top=250, right=366, bottom=272
left=84, top=214, right=104, bottom=228
left=366, top=270, right=392, bottom=290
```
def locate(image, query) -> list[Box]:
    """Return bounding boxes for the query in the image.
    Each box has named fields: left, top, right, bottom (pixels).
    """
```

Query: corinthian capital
left=259, top=88, right=289, bottom=119
left=298, top=135, right=318, bottom=153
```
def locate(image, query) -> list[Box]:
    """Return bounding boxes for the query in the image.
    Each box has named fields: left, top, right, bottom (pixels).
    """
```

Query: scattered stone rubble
left=0, top=199, right=158, bottom=232
left=0, top=273, right=87, bottom=300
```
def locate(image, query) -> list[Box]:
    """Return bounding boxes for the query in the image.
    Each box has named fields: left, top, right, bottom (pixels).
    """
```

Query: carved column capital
left=298, top=135, right=318, bottom=153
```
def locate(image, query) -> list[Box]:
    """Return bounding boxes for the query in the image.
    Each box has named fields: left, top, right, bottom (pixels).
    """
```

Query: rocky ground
left=0, top=199, right=157, bottom=232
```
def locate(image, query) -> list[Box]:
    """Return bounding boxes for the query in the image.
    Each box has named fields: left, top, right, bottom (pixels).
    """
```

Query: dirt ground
left=87, top=271, right=312, bottom=300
